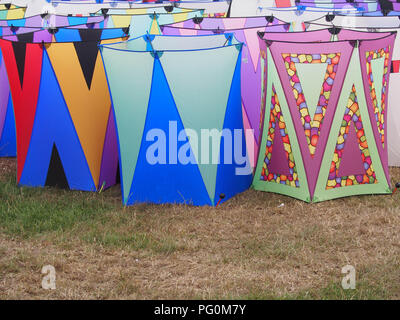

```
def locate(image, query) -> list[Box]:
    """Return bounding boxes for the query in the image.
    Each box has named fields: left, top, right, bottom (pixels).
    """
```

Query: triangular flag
left=172, top=12, right=189, bottom=24
left=111, top=15, right=132, bottom=28
left=149, top=16, right=161, bottom=35
left=243, top=27, right=265, bottom=73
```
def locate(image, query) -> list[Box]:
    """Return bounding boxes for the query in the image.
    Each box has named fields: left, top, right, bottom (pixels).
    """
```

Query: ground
left=0, top=157, right=399, bottom=299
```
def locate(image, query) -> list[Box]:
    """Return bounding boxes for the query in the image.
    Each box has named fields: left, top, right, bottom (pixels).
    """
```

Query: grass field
left=0, top=157, right=399, bottom=299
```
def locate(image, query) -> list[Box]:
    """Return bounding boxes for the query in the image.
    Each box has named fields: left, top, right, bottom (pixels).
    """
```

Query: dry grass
left=0, top=157, right=399, bottom=299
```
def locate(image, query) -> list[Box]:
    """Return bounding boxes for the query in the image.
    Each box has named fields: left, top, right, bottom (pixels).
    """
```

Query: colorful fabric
left=365, top=47, right=390, bottom=148
left=100, top=34, right=252, bottom=206
left=0, top=28, right=128, bottom=191
left=261, top=85, right=299, bottom=188
left=162, top=17, right=289, bottom=170
left=283, top=52, right=341, bottom=156
left=253, top=30, right=395, bottom=203
left=327, top=85, right=376, bottom=189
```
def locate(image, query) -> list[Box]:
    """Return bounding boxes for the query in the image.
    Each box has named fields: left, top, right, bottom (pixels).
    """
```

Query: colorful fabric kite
left=98, top=7, right=205, bottom=37
left=0, top=13, right=104, bottom=28
left=161, top=16, right=290, bottom=169
left=100, top=34, right=252, bottom=206
left=0, top=27, right=129, bottom=190
left=306, top=14, right=400, bottom=167
left=0, top=14, right=108, bottom=158
left=133, top=0, right=231, bottom=17
left=293, top=0, right=379, bottom=12
left=0, top=6, right=26, bottom=20
left=23, top=0, right=131, bottom=17
left=254, top=28, right=395, bottom=202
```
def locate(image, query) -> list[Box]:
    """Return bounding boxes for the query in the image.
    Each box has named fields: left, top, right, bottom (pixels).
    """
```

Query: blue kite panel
left=214, top=51, right=252, bottom=204
left=19, top=50, right=95, bottom=191
left=0, top=94, right=16, bottom=157
left=128, top=58, right=211, bottom=206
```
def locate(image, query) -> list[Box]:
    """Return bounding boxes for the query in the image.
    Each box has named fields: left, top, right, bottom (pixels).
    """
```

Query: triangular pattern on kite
left=0, top=95, right=16, bottom=157
left=326, top=85, right=377, bottom=189
left=73, top=29, right=103, bottom=89
left=283, top=52, right=341, bottom=156
left=45, top=143, right=70, bottom=189
left=214, top=51, right=253, bottom=204
left=129, top=58, right=211, bottom=205
left=11, top=41, right=27, bottom=88
left=365, top=47, right=390, bottom=149
left=18, top=50, right=96, bottom=191
left=260, top=85, right=299, bottom=188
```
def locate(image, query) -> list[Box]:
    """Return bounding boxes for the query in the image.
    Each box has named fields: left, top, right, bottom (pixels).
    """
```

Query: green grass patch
left=0, top=176, right=112, bottom=237
left=0, top=173, right=180, bottom=255
left=220, top=280, right=391, bottom=300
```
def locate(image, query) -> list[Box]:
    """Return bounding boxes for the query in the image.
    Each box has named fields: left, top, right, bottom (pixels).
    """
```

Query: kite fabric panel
left=0, top=13, right=105, bottom=28
left=0, top=14, right=108, bottom=158
left=230, top=0, right=287, bottom=16
left=161, top=16, right=290, bottom=170
left=0, top=27, right=129, bottom=191
left=305, top=13, right=400, bottom=31
left=0, top=6, right=26, bottom=20
left=293, top=1, right=379, bottom=12
left=23, top=0, right=207, bottom=17
left=305, top=13, right=400, bottom=166
left=171, top=0, right=231, bottom=17
left=22, top=0, right=132, bottom=17
left=0, top=48, right=15, bottom=157
left=100, top=34, right=252, bottom=206
left=98, top=1, right=230, bottom=18
left=153, top=0, right=231, bottom=17
left=0, top=4, right=20, bottom=11
left=42, top=0, right=230, bottom=17
left=228, top=0, right=325, bottom=31
left=99, top=8, right=205, bottom=38
left=253, top=29, right=395, bottom=202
